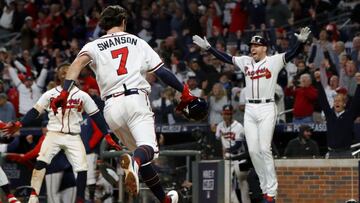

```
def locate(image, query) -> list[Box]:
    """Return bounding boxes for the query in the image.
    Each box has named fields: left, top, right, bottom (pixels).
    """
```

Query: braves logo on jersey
left=245, top=66, right=272, bottom=80
left=50, top=97, right=83, bottom=112
left=220, top=131, right=236, bottom=140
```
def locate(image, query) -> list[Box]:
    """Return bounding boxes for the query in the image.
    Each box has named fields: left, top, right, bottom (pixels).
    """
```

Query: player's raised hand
left=192, top=35, right=211, bottom=50
left=294, top=27, right=311, bottom=43
left=176, top=84, right=197, bottom=112
left=0, top=121, right=22, bottom=136
left=104, top=134, right=122, bottom=151
left=50, top=90, right=69, bottom=115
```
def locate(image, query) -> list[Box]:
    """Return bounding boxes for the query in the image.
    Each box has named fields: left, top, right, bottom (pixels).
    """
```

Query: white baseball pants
left=244, top=102, right=278, bottom=197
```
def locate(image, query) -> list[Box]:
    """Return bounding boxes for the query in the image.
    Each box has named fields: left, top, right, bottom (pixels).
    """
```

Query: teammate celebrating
left=1, top=64, right=120, bottom=203
left=193, top=27, right=311, bottom=202
left=49, top=5, right=206, bottom=203
left=0, top=131, right=21, bottom=203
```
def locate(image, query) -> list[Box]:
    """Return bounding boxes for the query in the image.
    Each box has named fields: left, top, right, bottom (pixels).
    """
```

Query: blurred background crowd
left=0, top=0, right=359, bottom=201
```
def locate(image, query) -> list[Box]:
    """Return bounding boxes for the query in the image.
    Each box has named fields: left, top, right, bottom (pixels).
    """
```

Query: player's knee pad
left=136, top=145, right=155, bottom=162
left=34, top=161, right=47, bottom=170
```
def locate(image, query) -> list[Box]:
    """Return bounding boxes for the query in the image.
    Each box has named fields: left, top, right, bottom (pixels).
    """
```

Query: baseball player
left=5, top=118, right=77, bottom=203
left=193, top=27, right=311, bottom=202
left=215, top=105, right=251, bottom=203
left=49, top=5, right=205, bottom=203
left=1, top=63, right=121, bottom=203
left=0, top=129, right=21, bottom=203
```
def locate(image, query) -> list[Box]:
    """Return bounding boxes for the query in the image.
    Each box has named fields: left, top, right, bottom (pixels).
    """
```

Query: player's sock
left=133, top=145, right=154, bottom=166
left=139, top=163, right=166, bottom=202
left=31, top=168, right=46, bottom=195
left=0, top=184, right=10, bottom=195
left=88, top=183, right=96, bottom=200
left=76, top=171, right=87, bottom=200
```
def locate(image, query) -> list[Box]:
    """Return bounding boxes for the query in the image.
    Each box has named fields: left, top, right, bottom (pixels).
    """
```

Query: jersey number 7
left=111, top=47, right=128, bottom=75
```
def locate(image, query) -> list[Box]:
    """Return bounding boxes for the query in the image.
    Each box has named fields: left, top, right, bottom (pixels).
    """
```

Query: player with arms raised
left=50, top=5, right=207, bottom=203
left=1, top=64, right=121, bottom=203
left=193, top=27, right=311, bottom=202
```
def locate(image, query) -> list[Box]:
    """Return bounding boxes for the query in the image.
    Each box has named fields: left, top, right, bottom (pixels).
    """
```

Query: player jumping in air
left=1, top=64, right=121, bottom=203
left=193, top=27, right=311, bottom=202
left=50, top=5, right=207, bottom=203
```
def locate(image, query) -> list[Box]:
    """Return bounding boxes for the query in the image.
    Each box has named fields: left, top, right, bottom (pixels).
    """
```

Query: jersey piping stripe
left=77, top=51, right=92, bottom=59
left=99, top=33, right=128, bottom=39
left=148, top=62, right=164, bottom=73
left=257, top=79, right=259, bottom=98
left=251, top=61, right=254, bottom=98
left=88, top=109, right=99, bottom=116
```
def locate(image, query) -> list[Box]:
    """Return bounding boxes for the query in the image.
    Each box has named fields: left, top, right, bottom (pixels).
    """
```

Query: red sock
left=162, top=196, right=171, bottom=203
left=6, top=194, right=14, bottom=199
left=76, top=197, right=85, bottom=203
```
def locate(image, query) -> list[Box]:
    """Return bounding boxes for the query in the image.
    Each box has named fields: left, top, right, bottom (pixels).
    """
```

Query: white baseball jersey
left=232, top=54, right=286, bottom=100
left=215, top=120, right=246, bottom=152
left=78, top=31, right=163, bottom=100
left=0, top=166, right=9, bottom=186
left=34, top=86, right=99, bottom=134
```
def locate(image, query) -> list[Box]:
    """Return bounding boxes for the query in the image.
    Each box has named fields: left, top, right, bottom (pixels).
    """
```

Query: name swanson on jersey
left=97, top=36, right=138, bottom=51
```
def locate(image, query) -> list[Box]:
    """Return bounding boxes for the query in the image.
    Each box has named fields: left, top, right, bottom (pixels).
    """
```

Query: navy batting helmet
left=183, top=98, right=208, bottom=121
left=250, top=35, right=267, bottom=46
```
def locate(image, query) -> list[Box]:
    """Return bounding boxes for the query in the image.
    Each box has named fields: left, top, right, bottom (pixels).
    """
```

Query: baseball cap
left=0, top=47, right=7, bottom=53
left=222, top=104, right=233, bottom=115
left=187, top=71, right=196, bottom=79
left=250, top=35, right=267, bottom=46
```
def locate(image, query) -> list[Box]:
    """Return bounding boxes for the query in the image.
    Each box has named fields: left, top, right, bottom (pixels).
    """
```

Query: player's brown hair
left=99, top=5, right=128, bottom=31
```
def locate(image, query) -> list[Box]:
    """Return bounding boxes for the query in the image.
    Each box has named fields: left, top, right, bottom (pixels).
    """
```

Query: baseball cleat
left=263, top=194, right=275, bottom=203
left=120, top=153, right=139, bottom=195
left=166, top=190, right=179, bottom=203
left=7, top=194, right=20, bottom=203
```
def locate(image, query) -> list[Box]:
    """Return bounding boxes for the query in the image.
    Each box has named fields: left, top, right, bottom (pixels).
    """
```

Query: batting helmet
left=183, top=98, right=209, bottom=121
left=249, top=35, right=267, bottom=46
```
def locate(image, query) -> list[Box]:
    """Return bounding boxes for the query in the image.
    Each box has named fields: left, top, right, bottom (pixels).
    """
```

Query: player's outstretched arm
left=284, top=27, right=311, bottom=63
left=192, top=35, right=233, bottom=64
left=154, top=66, right=196, bottom=112
left=50, top=55, right=92, bottom=114
left=0, top=108, right=40, bottom=136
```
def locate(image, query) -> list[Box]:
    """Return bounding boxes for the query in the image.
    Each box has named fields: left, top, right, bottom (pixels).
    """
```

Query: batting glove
left=50, top=90, right=69, bottom=115
left=192, top=35, right=211, bottom=50
left=294, top=27, right=311, bottom=43
left=0, top=121, right=22, bottom=136
left=104, top=134, right=122, bottom=151
left=176, top=84, right=197, bottom=112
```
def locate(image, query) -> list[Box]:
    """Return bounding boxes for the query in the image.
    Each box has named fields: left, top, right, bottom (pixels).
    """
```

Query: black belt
left=105, top=88, right=139, bottom=101
left=247, top=99, right=274, bottom=104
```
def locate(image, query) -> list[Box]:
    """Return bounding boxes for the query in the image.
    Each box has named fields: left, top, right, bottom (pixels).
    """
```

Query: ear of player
left=176, top=84, right=209, bottom=121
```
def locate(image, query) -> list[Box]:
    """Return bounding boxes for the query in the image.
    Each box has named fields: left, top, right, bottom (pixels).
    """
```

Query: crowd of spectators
left=0, top=0, right=359, bottom=158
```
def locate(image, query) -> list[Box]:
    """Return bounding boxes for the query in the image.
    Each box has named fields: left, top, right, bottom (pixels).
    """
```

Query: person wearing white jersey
left=50, top=5, right=205, bottom=203
left=215, top=105, right=251, bottom=203
left=0, top=130, right=21, bottom=203
left=1, top=64, right=121, bottom=203
left=193, top=27, right=311, bottom=202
